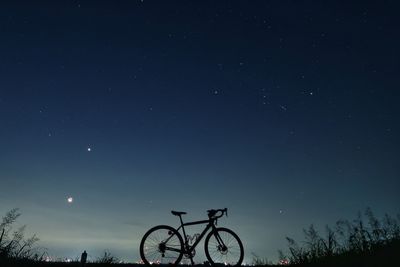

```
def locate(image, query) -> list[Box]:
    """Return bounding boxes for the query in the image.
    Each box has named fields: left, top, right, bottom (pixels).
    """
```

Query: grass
left=276, top=207, right=400, bottom=266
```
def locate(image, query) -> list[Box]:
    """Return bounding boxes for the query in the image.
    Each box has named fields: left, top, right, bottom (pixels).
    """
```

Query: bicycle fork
left=213, top=231, right=228, bottom=254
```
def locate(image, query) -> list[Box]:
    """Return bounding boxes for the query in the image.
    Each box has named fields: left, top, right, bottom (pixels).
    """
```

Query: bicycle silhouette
left=140, top=208, right=244, bottom=266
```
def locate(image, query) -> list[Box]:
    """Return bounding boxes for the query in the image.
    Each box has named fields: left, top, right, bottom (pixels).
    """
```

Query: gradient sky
left=0, top=0, right=399, bottom=263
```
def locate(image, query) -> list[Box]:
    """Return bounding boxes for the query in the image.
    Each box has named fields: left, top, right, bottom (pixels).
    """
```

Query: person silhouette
left=81, top=250, right=87, bottom=267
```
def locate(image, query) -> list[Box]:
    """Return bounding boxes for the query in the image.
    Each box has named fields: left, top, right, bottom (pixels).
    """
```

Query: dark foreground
left=2, top=239, right=399, bottom=267
left=1, top=242, right=399, bottom=267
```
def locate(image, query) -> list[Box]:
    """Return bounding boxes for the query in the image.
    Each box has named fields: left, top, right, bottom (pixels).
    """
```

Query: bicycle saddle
left=171, top=210, right=187, bottom=216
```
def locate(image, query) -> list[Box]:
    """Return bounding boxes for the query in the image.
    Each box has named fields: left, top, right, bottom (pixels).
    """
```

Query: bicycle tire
left=140, top=225, right=184, bottom=266
left=204, top=227, right=244, bottom=266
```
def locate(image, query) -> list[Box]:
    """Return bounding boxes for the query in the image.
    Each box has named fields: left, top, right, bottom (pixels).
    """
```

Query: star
left=67, top=197, right=73, bottom=203
left=87, top=147, right=92, bottom=152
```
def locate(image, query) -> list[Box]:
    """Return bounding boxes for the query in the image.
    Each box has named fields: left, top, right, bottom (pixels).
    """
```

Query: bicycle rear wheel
left=140, top=225, right=184, bottom=266
left=204, top=227, right=244, bottom=266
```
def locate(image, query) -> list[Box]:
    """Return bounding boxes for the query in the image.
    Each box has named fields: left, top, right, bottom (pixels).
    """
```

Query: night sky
left=1, top=0, right=399, bottom=263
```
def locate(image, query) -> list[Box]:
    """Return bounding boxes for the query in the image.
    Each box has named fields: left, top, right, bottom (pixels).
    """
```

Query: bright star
left=67, top=197, right=73, bottom=203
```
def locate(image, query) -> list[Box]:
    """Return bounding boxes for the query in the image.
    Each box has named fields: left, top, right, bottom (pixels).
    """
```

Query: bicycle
left=139, top=208, right=244, bottom=266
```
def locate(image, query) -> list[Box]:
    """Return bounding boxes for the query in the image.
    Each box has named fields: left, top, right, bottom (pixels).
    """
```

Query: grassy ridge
left=2, top=208, right=400, bottom=267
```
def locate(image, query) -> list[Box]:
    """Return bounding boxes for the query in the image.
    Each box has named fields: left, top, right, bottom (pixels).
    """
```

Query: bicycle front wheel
left=140, top=225, right=184, bottom=266
left=204, top=227, right=244, bottom=266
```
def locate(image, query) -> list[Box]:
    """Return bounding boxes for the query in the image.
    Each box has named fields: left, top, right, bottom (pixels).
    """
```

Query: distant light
left=67, top=197, right=73, bottom=203
left=279, top=259, right=290, bottom=265
left=87, top=147, right=91, bottom=152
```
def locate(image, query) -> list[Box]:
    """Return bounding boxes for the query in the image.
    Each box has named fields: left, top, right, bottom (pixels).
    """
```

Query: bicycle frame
left=166, top=217, right=218, bottom=255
